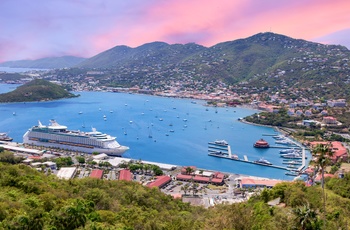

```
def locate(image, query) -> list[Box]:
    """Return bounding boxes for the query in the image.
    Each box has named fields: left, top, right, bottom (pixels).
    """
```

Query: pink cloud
left=1, top=0, right=350, bottom=61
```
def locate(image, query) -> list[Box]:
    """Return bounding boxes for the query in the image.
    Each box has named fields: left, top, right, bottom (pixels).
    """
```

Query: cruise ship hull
left=23, top=120, right=129, bottom=156
left=23, top=131, right=128, bottom=156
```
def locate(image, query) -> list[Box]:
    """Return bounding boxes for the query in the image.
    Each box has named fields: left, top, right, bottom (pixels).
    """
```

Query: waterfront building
left=147, top=175, right=171, bottom=188
left=253, top=139, right=270, bottom=148
left=56, top=167, right=77, bottom=180
left=236, top=177, right=283, bottom=189
left=90, top=169, right=104, bottom=179
left=118, top=169, right=132, bottom=181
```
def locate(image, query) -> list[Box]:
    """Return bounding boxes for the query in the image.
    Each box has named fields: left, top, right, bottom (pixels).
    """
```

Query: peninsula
left=0, top=79, right=78, bottom=103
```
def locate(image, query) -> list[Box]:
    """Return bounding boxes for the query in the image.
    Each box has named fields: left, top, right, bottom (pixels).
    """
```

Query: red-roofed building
left=90, top=169, right=103, bottom=179
left=119, top=169, right=132, bottom=181
left=330, top=141, right=348, bottom=162
left=28, top=156, right=41, bottom=160
left=181, top=166, right=197, bottom=175
left=315, top=173, right=334, bottom=182
left=211, top=178, right=224, bottom=185
left=147, top=175, right=171, bottom=188
left=213, top=172, right=225, bottom=179
left=304, top=167, right=315, bottom=175
left=309, top=141, right=348, bottom=163
left=211, top=172, right=225, bottom=185
left=193, top=175, right=210, bottom=183
left=238, top=178, right=283, bottom=188
left=176, top=174, right=193, bottom=181
left=323, top=116, right=337, bottom=124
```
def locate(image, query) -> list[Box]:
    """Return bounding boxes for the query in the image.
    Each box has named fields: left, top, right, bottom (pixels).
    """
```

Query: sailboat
left=148, top=127, right=153, bottom=138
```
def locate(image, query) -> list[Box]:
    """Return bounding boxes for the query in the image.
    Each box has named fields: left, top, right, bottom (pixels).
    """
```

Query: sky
left=1, top=0, right=350, bottom=62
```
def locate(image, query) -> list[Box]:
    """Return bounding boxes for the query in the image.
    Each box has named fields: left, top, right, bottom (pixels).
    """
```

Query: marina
left=0, top=84, right=311, bottom=180
left=208, top=136, right=308, bottom=175
left=208, top=140, right=293, bottom=171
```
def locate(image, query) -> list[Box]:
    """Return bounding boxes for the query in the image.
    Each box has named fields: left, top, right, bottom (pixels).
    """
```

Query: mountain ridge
left=0, top=56, right=86, bottom=69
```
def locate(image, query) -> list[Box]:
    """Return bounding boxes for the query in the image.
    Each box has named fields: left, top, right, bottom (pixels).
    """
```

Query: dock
left=208, top=152, right=290, bottom=171
left=269, top=145, right=300, bottom=149
left=207, top=137, right=308, bottom=174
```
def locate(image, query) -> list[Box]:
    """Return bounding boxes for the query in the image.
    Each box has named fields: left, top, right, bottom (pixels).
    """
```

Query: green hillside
left=1, top=155, right=350, bottom=229
left=75, top=32, right=350, bottom=99
left=0, top=79, right=78, bottom=102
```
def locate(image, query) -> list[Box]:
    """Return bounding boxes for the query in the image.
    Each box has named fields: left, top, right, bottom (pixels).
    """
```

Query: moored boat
left=254, top=158, right=272, bottom=165
left=0, top=132, right=13, bottom=142
left=23, top=120, right=129, bottom=156
left=280, top=152, right=302, bottom=159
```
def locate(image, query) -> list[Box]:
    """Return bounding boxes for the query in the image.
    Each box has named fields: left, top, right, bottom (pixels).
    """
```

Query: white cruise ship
left=23, top=120, right=129, bottom=156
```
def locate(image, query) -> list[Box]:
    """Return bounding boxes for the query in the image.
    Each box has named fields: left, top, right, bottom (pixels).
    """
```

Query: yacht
left=254, top=158, right=272, bottom=165
left=280, top=152, right=302, bottom=159
left=23, top=120, right=129, bottom=156
left=0, top=132, right=13, bottom=142
left=213, top=140, right=229, bottom=146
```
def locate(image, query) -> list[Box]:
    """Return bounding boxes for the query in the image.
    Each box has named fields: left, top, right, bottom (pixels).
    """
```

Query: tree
left=185, top=167, right=194, bottom=175
left=311, top=143, right=333, bottom=227
left=191, top=183, right=199, bottom=196
left=293, top=203, right=320, bottom=230
left=76, top=156, right=85, bottom=164
left=181, top=183, right=190, bottom=196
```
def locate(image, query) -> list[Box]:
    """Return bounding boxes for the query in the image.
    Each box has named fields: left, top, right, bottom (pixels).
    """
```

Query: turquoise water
left=0, top=84, right=310, bottom=180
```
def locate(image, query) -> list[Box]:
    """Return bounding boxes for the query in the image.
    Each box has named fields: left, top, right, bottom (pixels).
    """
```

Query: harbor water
left=0, top=83, right=311, bottom=180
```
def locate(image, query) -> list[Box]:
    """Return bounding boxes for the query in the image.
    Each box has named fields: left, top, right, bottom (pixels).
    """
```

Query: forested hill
left=76, top=32, right=350, bottom=88
left=1, top=157, right=350, bottom=229
left=0, top=56, right=86, bottom=69
left=0, top=79, right=78, bottom=102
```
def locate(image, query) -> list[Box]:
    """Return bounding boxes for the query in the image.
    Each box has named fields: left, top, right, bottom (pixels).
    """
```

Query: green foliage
left=76, top=156, right=85, bottom=164
left=245, top=109, right=300, bottom=127
left=1, top=162, right=350, bottom=229
left=53, top=157, right=74, bottom=168
left=327, top=172, right=350, bottom=199
left=0, top=151, right=24, bottom=164
left=0, top=79, right=78, bottom=102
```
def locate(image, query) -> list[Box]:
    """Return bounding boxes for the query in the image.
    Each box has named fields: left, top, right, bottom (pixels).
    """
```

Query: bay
left=0, top=67, right=49, bottom=73
left=0, top=84, right=311, bottom=180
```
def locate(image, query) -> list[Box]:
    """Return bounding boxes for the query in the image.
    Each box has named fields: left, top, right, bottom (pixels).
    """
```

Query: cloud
left=314, top=28, right=350, bottom=49
left=0, top=0, right=349, bottom=62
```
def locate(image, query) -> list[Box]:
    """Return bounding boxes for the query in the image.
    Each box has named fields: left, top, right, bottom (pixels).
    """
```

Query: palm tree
left=311, top=143, right=333, bottom=228
left=181, top=183, right=190, bottom=196
left=185, top=166, right=194, bottom=175
left=293, top=203, right=319, bottom=230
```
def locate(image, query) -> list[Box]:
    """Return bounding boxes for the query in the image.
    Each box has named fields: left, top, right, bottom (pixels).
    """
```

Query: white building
left=56, top=167, right=77, bottom=180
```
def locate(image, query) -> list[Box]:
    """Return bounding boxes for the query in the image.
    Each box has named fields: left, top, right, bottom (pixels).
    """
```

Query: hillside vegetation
left=75, top=32, right=350, bottom=100
left=0, top=79, right=78, bottom=102
left=1, top=150, right=350, bottom=229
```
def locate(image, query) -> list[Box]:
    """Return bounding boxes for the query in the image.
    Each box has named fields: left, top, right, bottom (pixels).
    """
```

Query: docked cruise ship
left=23, top=120, right=129, bottom=156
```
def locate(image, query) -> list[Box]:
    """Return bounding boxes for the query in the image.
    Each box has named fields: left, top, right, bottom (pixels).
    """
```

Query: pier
left=208, top=152, right=290, bottom=171
left=207, top=136, right=308, bottom=174
left=208, top=142, right=291, bottom=170
left=269, top=145, right=300, bottom=149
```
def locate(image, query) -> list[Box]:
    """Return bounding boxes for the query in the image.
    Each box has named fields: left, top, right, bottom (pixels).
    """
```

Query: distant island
left=0, top=79, right=78, bottom=103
